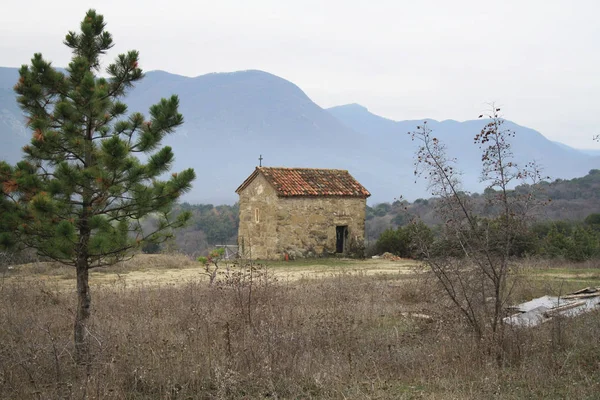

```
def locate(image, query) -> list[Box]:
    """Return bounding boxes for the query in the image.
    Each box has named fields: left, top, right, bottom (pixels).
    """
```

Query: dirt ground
left=2, top=254, right=420, bottom=291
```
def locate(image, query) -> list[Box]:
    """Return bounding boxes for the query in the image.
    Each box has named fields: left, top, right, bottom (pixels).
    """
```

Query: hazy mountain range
left=0, top=66, right=598, bottom=204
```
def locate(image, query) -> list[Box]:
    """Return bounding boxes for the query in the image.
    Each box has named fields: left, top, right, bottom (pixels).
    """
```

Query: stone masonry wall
left=276, top=197, right=367, bottom=258
left=237, top=174, right=279, bottom=259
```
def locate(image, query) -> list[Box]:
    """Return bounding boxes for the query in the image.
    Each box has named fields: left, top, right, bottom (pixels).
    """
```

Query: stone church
left=236, top=167, right=370, bottom=260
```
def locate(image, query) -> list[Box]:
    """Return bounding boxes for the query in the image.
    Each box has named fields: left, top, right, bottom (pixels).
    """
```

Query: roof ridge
left=258, top=166, right=349, bottom=172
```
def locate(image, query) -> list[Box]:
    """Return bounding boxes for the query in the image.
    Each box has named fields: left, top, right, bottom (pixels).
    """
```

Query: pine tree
left=0, top=10, right=195, bottom=363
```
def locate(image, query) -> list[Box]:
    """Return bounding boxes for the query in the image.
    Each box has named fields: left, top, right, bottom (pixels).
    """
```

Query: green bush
left=567, top=227, right=599, bottom=261
left=538, top=223, right=600, bottom=261
left=374, top=228, right=409, bottom=256
left=373, top=221, right=434, bottom=259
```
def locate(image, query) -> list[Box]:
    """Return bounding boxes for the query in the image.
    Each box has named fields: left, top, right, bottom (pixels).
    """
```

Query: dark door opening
left=336, top=225, right=348, bottom=253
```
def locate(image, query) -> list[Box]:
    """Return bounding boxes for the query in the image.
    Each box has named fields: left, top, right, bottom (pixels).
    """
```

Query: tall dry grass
left=0, top=264, right=599, bottom=399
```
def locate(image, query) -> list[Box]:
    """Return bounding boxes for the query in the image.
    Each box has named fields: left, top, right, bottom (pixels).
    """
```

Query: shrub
left=374, top=227, right=410, bottom=257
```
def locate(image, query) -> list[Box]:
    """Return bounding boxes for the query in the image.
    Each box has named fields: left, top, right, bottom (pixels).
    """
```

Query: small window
left=254, top=208, right=260, bottom=223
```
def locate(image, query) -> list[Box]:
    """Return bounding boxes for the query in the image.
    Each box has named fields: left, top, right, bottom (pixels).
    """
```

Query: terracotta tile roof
left=236, top=167, right=371, bottom=198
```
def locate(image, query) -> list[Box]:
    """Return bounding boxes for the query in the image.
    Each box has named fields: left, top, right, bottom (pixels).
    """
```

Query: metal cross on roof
left=259, top=154, right=263, bottom=167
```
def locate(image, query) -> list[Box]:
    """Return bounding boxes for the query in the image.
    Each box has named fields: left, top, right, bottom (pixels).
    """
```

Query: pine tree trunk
left=74, top=256, right=91, bottom=364
left=74, top=113, right=94, bottom=364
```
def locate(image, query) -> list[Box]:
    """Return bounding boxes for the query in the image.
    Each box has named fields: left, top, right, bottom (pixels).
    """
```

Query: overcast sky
left=2, top=0, right=599, bottom=149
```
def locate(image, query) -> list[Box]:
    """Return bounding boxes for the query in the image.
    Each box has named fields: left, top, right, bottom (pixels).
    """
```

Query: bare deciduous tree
left=409, top=106, right=546, bottom=344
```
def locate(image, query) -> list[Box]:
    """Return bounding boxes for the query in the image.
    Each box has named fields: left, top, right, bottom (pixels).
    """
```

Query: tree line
left=152, top=170, right=600, bottom=260
left=371, top=213, right=600, bottom=262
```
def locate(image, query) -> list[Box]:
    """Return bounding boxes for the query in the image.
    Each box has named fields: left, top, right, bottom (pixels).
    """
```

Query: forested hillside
left=148, top=203, right=239, bottom=256
left=365, top=169, right=600, bottom=241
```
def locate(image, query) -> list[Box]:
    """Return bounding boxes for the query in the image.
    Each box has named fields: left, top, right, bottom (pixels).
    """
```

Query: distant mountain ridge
left=328, top=103, right=600, bottom=192
left=0, top=67, right=598, bottom=204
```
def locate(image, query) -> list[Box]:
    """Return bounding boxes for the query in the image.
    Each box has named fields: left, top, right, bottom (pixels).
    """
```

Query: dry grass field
left=1, top=255, right=599, bottom=399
